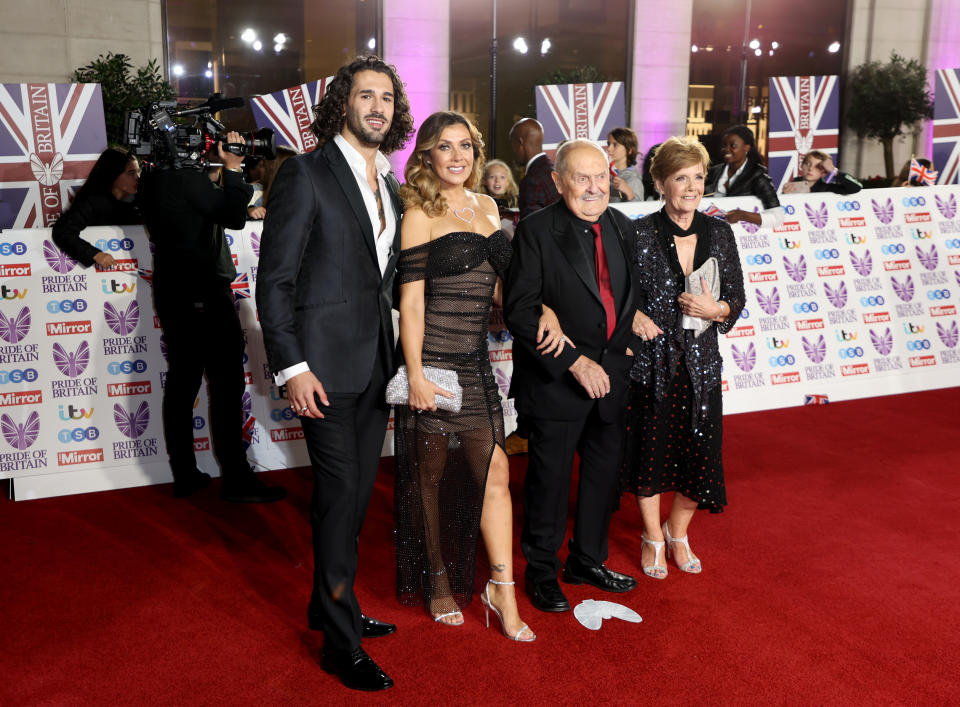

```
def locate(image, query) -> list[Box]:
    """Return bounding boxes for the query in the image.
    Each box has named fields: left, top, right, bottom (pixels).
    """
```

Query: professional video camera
left=124, top=93, right=276, bottom=170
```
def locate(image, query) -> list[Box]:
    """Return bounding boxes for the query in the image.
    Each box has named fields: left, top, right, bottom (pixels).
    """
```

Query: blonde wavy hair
left=400, top=111, right=485, bottom=217
left=481, top=159, right=519, bottom=208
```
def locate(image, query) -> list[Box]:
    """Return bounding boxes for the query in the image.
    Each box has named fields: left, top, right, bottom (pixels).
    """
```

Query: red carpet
left=2, top=387, right=959, bottom=705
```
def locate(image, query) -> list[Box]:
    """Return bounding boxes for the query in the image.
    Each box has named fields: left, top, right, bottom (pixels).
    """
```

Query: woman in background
left=705, top=125, right=783, bottom=228
left=52, top=147, right=141, bottom=268
left=606, top=127, right=644, bottom=202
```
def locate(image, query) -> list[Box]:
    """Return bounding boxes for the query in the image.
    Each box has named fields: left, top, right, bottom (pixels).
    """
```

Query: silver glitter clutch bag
left=385, top=365, right=463, bottom=413
left=682, top=257, right=721, bottom=338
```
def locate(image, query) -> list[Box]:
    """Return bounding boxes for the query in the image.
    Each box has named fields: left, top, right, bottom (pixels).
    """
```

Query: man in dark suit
left=504, top=139, right=639, bottom=613
left=510, top=118, right=561, bottom=220
left=256, top=56, right=413, bottom=692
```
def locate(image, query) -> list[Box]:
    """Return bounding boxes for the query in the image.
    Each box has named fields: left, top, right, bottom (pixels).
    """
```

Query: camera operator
left=140, top=130, right=286, bottom=502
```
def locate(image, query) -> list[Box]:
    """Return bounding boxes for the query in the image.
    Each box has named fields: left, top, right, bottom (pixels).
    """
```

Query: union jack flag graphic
left=767, top=75, right=840, bottom=190
left=0, top=83, right=107, bottom=230
left=231, top=272, right=251, bottom=301
left=535, top=82, right=626, bottom=157
left=250, top=77, right=334, bottom=153
left=803, top=393, right=830, bottom=405
left=933, top=68, right=960, bottom=185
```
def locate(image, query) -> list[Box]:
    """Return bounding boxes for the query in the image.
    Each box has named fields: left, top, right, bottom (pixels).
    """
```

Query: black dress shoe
left=307, top=608, right=396, bottom=638
left=219, top=473, right=287, bottom=503
left=173, top=469, right=211, bottom=498
left=321, top=646, right=394, bottom=692
left=562, top=558, right=637, bottom=593
left=525, top=579, right=571, bottom=612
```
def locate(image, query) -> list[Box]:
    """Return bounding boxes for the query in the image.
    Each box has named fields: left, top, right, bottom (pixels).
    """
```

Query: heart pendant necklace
left=452, top=207, right=475, bottom=224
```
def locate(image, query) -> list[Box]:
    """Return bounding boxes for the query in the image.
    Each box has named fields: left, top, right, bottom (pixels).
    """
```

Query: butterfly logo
left=30, top=152, right=64, bottom=187
left=159, top=335, right=168, bottom=362
left=871, top=198, right=895, bottom=225
left=801, top=335, right=827, bottom=363
left=1, top=411, right=40, bottom=451
left=850, top=250, right=873, bottom=277
left=495, top=368, right=511, bottom=397
left=250, top=232, right=261, bottom=259
left=114, top=401, right=150, bottom=439
left=52, top=340, right=91, bottom=377
left=804, top=202, right=829, bottom=229
left=937, top=321, right=959, bottom=348
left=891, top=275, right=915, bottom=302
left=915, top=244, right=938, bottom=271
left=935, top=194, right=957, bottom=220
left=42, top=240, right=77, bottom=274
left=739, top=207, right=761, bottom=234
left=755, top=287, right=781, bottom=315
left=783, top=254, right=807, bottom=283
left=103, top=300, right=140, bottom=336
left=241, top=391, right=252, bottom=420
left=0, top=307, right=31, bottom=344
left=824, top=281, right=848, bottom=309
left=731, top=342, right=757, bottom=372
left=869, top=328, right=894, bottom=355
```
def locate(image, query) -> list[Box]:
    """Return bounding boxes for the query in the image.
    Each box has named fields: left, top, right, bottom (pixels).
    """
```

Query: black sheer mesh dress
left=394, top=230, right=512, bottom=616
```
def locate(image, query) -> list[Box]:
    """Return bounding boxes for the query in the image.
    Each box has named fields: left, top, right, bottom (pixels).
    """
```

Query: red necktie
left=591, top=222, right=616, bottom=339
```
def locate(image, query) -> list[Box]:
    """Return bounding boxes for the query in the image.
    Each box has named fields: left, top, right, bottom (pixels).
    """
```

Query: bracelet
left=715, top=301, right=726, bottom=320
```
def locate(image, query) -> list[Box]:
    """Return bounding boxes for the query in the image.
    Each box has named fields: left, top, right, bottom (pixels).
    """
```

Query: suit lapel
left=324, top=140, right=379, bottom=266
left=552, top=208, right=603, bottom=306
left=606, top=214, right=638, bottom=328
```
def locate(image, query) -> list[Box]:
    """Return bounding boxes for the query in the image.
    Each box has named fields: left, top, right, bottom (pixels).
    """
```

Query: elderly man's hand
left=569, top=355, right=610, bottom=399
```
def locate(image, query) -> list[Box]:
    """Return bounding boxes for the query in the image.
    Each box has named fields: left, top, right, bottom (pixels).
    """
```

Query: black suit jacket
left=255, top=140, right=403, bottom=394
left=504, top=201, right=640, bottom=423
left=518, top=153, right=561, bottom=221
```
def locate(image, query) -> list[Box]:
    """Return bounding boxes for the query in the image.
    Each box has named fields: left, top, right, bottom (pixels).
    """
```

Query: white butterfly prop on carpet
left=573, top=600, right=642, bottom=631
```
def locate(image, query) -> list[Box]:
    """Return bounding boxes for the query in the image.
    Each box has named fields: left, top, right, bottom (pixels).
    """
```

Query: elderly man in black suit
left=256, top=56, right=413, bottom=692
left=504, top=139, right=639, bottom=613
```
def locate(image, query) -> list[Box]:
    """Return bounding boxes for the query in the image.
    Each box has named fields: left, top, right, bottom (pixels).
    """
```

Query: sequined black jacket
left=630, top=210, right=745, bottom=427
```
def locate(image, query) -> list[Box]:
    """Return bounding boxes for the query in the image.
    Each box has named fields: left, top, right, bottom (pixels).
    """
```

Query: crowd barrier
left=2, top=186, right=957, bottom=499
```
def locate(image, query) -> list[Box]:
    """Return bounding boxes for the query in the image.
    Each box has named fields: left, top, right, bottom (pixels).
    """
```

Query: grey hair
left=554, top=139, right=609, bottom=175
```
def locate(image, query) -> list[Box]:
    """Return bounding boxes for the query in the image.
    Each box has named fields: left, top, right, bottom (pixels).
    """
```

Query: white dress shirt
left=275, top=135, right=396, bottom=386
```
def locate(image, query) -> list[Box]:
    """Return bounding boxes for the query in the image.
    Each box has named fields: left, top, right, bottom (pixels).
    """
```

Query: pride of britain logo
left=824, top=281, right=848, bottom=309
left=783, top=255, right=807, bottom=282
left=730, top=342, right=757, bottom=372
left=805, top=202, right=829, bottom=229
left=891, top=275, right=915, bottom=302
left=801, top=334, right=827, bottom=363
left=52, top=341, right=90, bottom=378
left=104, top=301, right=140, bottom=336
left=1, top=411, right=40, bottom=450
left=755, top=287, right=781, bottom=315
left=869, top=328, right=894, bottom=355
left=113, top=401, right=150, bottom=439
left=936, top=194, right=957, bottom=219
left=937, top=321, right=959, bottom=348
left=42, top=240, right=78, bottom=274
left=915, top=245, right=938, bottom=271
left=0, top=307, right=31, bottom=343
left=871, top=198, right=895, bottom=225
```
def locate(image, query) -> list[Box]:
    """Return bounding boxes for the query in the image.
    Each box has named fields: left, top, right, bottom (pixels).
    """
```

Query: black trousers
left=154, top=282, right=248, bottom=478
left=302, top=351, right=390, bottom=652
left=521, top=404, right=624, bottom=585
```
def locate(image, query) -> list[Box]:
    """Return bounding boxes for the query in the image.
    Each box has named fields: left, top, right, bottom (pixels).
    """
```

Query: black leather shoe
left=321, top=646, right=394, bottom=692
left=307, top=608, right=396, bottom=638
left=562, top=557, right=637, bottom=593
left=173, top=469, right=211, bottom=498
left=525, top=579, right=571, bottom=612
left=220, top=474, right=287, bottom=503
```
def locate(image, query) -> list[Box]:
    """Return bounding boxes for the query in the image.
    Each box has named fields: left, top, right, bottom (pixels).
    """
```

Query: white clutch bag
left=385, top=365, right=463, bottom=413
left=682, top=256, right=721, bottom=338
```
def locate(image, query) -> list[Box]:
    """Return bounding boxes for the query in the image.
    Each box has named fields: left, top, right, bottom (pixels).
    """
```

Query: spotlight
left=252, top=39, right=263, bottom=52
left=749, top=39, right=760, bottom=50
left=274, top=33, right=287, bottom=44
left=692, top=44, right=699, bottom=53
left=751, top=105, right=762, bottom=114
left=204, top=69, right=213, bottom=79
left=771, top=41, right=779, bottom=49
left=240, top=28, right=256, bottom=44
left=172, top=64, right=184, bottom=77
left=540, top=38, right=551, bottom=55
left=754, top=48, right=762, bottom=56
left=513, top=37, right=528, bottom=54
left=274, top=44, right=283, bottom=53
left=828, top=41, right=841, bottom=53
left=367, top=37, right=376, bottom=50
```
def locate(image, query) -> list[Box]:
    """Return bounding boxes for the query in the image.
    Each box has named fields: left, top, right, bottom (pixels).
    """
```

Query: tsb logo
left=0, top=242, right=27, bottom=256
left=768, top=354, right=796, bottom=367
left=859, top=295, right=885, bottom=307
left=927, top=289, right=951, bottom=300
left=836, top=201, right=861, bottom=211
left=106, top=360, right=148, bottom=375
left=945, top=239, right=960, bottom=249
left=0, top=368, right=39, bottom=384
left=93, top=237, right=135, bottom=252
left=58, top=427, right=100, bottom=443
left=792, top=302, right=819, bottom=313
left=838, top=346, right=865, bottom=358
left=46, top=298, right=88, bottom=314
left=815, top=249, right=840, bottom=260
left=745, top=254, right=772, bottom=266
left=902, top=196, right=926, bottom=207
left=906, top=339, right=931, bottom=350
left=881, top=244, right=905, bottom=255
left=270, top=407, right=300, bottom=421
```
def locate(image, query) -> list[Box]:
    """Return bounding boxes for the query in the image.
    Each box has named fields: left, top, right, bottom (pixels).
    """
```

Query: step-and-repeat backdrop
left=2, top=186, right=958, bottom=498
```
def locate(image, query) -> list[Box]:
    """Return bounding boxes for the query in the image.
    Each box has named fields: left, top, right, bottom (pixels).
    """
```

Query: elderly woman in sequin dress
left=622, top=136, right=745, bottom=579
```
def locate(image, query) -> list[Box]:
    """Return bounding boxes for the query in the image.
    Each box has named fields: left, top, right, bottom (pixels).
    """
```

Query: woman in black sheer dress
left=395, top=112, right=567, bottom=641
left=624, top=136, right=745, bottom=579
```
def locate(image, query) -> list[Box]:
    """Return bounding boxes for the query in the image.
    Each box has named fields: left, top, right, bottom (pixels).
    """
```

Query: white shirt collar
left=526, top=152, right=547, bottom=171
left=334, top=133, right=391, bottom=177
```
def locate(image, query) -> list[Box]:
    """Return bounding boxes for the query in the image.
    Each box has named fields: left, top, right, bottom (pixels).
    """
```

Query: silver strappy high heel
left=480, top=579, right=535, bottom=642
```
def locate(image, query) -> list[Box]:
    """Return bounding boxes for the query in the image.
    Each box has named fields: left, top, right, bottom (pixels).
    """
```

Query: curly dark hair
left=310, top=55, right=414, bottom=154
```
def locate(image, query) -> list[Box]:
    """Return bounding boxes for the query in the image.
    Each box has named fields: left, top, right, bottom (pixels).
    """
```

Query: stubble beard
left=346, top=109, right=390, bottom=148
